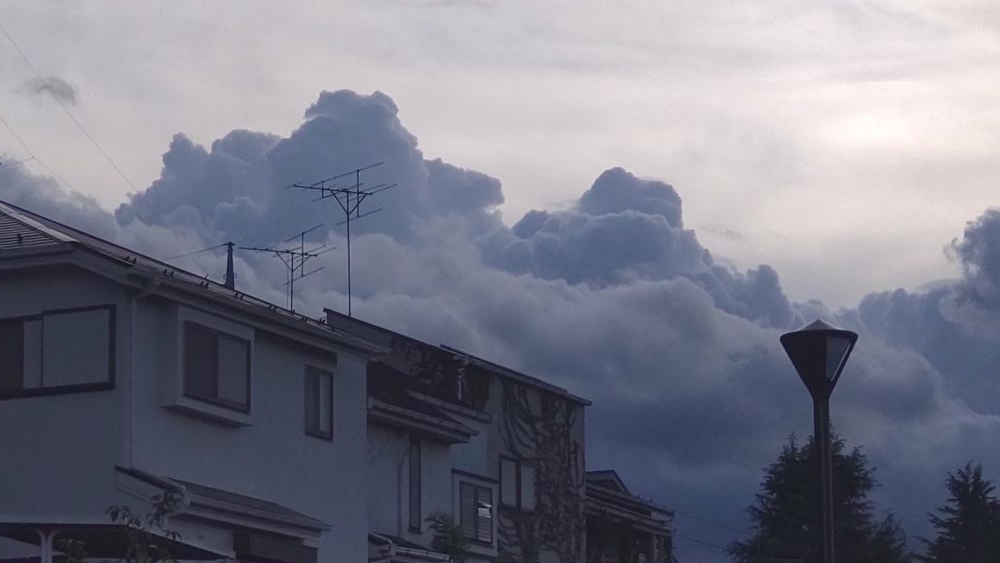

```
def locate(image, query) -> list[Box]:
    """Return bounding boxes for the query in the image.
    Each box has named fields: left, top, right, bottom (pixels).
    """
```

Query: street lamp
left=780, top=319, right=858, bottom=563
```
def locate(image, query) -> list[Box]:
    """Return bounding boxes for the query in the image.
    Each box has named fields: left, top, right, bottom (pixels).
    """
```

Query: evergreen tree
left=729, top=434, right=910, bottom=563
left=919, top=462, right=1000, bottom=563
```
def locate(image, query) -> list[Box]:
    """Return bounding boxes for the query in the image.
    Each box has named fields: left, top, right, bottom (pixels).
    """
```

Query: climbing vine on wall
left=389, top=335, right=490, bottom=410
left=497, top=381, right=585, bottom=563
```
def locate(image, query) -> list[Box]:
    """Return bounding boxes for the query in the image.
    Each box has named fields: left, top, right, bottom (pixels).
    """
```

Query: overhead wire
left=674, top=532, right=729, bottom=551
left=165, top=243, right=229, bottom=261
left=0, top=113, right=80, bottom=192
left=674, top=509, right=749, bottom=534
left=0, top=22, right=137, bottom=192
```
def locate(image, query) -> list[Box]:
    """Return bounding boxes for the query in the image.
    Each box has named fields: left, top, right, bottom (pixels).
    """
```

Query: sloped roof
left=368, top=362, right=478, bottom=443
left=170, top=478, right=330, bottom=532
left=115, top=466, right=329, bottom=533
left=585, top=469, right=673, bottom=532
left=324, top=305, right=591, bottom=407
left=0, top=200, right=381, bottom=355
left=0, top=205, right=71, bottom=250
left=586, top=469, right=631, bottom=495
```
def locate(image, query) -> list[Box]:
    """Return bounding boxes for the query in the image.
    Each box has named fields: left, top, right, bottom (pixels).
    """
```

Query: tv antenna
left=240, top=224, right=334, bottom=311
left=290, top=161, right=396, bottom=316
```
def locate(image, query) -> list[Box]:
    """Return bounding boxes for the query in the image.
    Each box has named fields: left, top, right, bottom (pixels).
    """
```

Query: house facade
left=322, top=311, right=590, bottom=563
left=585, top=471, right=674, bottom=563
left=0, top=201, right=381, bottom=563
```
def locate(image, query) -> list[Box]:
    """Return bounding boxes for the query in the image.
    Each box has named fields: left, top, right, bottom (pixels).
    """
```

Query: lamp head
left=780, top=319, right=858, bottom=400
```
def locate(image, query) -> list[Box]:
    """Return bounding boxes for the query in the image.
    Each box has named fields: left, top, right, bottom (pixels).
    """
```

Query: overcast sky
left=4, top=1, right=1000, bottom=561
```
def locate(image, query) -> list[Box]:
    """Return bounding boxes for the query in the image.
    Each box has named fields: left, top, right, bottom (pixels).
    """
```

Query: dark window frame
left=459, top=481, right=494, bottom=546
left=182, top=321, right=251, bottom=413
left=408, top=435, right=422, bottom=532
left=304, top=366, right=334, bottom=441
left=0, top=304, right=116, bottom=400
left=499, top=455, right=536, bottom=512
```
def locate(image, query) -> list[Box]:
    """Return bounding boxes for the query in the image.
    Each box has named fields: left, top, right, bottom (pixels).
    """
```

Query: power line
left=0, top=23, right=137, bottom=192
left=0, top=113, right=80, bottom=192
left=674, top=532, right=729, bottom=551
left=164, top=243, right=229, bottom=261
left=674, top=509, right=749, bottom=534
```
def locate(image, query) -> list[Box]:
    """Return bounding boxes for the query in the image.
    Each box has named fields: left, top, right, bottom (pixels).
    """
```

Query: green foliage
left=106, top=491, right=183, bottom=563
left=426, top=511, right=468, bottom=561
left=918, top=462, right=1000, bottom=563
left=729, top=434, right=911, bottom=563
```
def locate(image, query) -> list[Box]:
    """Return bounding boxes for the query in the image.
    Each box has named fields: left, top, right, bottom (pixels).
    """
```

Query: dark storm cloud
left=0, top=158, right=120, bottom=241
left=578, top=167, right=683, bottom=227
left=115, top=90, right=504, bottom=245
left=484, top=168, right=794, bottom=328
left=18, top=76, right=80, bottom=105
left=951, top=208, right=1000, bottom=309
left=6, top=89, right=1000, bottom=558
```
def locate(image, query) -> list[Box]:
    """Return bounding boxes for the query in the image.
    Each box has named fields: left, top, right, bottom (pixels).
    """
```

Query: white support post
left=36, top=529, right=55, bottom=563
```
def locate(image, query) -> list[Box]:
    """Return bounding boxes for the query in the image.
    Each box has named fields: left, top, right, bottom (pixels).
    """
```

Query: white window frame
left=452, top=471, right=498, bottom=555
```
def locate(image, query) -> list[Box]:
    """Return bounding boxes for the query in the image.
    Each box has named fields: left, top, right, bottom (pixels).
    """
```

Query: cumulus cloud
left=6, top=89, right=1000, bottom=560
left=18, top=76, right=80, bottom=105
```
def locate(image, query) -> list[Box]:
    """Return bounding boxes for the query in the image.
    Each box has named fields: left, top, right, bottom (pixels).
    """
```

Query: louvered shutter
left=460, top=482, right=477, bottom=538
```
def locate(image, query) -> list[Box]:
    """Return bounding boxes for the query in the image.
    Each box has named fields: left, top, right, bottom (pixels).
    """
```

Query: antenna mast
left=290, top=161, right=395, bottom=316
left=240, top=224, right=333, bottom=311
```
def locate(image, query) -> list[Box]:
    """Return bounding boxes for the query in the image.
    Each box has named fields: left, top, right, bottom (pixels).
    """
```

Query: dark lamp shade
left=780, top=319, right=858, bottom=399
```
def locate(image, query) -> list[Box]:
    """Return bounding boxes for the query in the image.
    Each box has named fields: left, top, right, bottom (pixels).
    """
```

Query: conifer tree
left=919, top=462, right=1000, bottom=563
left=729, top=434, right=910, bottom=563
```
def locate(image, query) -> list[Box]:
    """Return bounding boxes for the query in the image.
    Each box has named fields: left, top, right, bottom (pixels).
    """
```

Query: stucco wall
left=367, top=424, right=453, bottom=542
left=130, top=296, right=370, bottom=562
left=0, top=266, right=127, bottom=519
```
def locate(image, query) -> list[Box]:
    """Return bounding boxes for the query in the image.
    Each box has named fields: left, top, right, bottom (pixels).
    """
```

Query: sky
left=3, top=1, right=1000, bottom=561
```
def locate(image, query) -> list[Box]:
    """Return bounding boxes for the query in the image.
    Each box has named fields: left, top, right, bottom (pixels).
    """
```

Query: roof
left=368, top=363, right=478, bottom=443
left=0, top=200, right=382, bottom=356
left=116, top=466, right=329, bottom=533
left=368, top=533, right=450, bottom=562
left=585, top=470, right=673, bottom=531
left=170, top=478, right=330, bottom=533
left=442, top=344, right=592, bottom=406
left=324, top=307, right=591, bottom=406
left=0, top=207, right=70, bottom=250
left=586, top=469, right=631, bottom=495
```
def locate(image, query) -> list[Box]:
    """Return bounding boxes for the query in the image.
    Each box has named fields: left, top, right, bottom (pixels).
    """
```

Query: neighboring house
left=322, top=311, right=591, bottom=563
left=585, top=470, right=674, bottom=563
left=0, top=201, right=383, bottom=563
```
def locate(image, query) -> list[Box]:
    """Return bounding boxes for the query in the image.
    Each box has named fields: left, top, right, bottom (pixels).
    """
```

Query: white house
left=0, top=201, right=383, bottom=563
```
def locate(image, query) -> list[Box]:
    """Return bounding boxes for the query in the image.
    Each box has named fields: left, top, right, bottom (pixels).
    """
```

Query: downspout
left=126, top=276, right=160, bottom=468
left=397, top=431, right=408, bottom=536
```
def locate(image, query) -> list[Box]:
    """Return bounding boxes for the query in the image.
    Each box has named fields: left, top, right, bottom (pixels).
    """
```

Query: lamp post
left=780, top=319, right=858, bottom=563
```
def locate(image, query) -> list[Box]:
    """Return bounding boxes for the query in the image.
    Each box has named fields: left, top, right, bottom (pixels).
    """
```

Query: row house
left=0, top=199, right=672, bottom=563
left=322, top=311, right=590, bottom=563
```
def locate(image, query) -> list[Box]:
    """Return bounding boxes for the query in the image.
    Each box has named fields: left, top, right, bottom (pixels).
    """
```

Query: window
left=305, top=366, right=333, bottom=440
left=408, top=436, right=422, bottom=532
left=183, top=322, right=250, bottom=412
left=0, top=306, right=114, bottom=397
left=459, top=482, right=493, bottom=545
left=500, top=456, right=536, bottom=512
